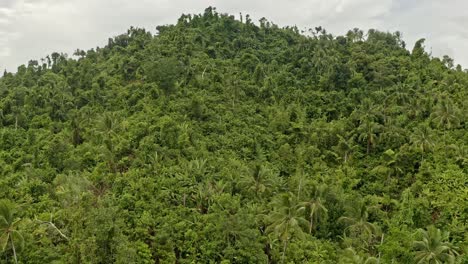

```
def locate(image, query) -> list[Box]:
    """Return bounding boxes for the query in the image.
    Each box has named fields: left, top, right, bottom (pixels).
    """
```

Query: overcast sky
left=1, top=0, right=468, bottom=72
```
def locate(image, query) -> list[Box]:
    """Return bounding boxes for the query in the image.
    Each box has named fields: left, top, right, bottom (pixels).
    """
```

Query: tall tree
left=430, top=97, right=461, bottom=155
left=357, top=119, right=382, bottom=155
left=298, top=184, right=328, bottom=234
left=339, top=201, right=380, bottom=250
left=413, top=226, right=459, bottom=264
left=410, top=125, right=434, bottom=163
left=0, top=200, right=23, bottom=264
left=266, top=193, right=307, bottom=263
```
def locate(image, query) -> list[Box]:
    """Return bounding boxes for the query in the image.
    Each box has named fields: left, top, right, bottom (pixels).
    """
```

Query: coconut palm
left=351, top=99, right=380, bottom=123
left=332, top=135, right=359, bottom=164
left=431, top=98, right=460, bottom=131
left=239, top=164, right=275, bottom=199
left=411, top=125, right=434, bottom=163
left=0, top=200, right=23, bottom=264
left=96, top=112, right=123, bottom=173
left=413, top=226, right=459, bottom=264
left=357, top=119, right=382, bottom=155
left=448, top=144, right=468, bottom=168
left=97, top=112, right=120, bottom=142
left=297, top=184, right=328, bottom=234
left=339, top=202, right=380, bottom=250
left=266, top=192, right=307, bottom=263
left=371, top=149, right=404, bottom=182
left=430, top=98, right=461, bottom=156
left=340, top=247, right=379, bottom=264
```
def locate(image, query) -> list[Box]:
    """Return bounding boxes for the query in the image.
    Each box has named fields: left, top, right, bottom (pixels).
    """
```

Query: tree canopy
left=0, top=7, right=467, bottom=263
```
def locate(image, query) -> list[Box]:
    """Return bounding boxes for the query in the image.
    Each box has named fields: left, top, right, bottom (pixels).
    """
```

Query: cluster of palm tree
left=263, top=188, right=383, bottom=263
left=264, top=191, right=462, bottom=263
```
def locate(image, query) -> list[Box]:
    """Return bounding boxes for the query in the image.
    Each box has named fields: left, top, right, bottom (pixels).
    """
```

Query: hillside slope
left=0, top=7, right=467, bottom=263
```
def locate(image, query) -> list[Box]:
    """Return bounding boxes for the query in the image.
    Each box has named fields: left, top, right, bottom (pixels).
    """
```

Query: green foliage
left=0, top=7, right=467, bottom=263
left=0, top=200, right=23, bottom=264
left=413, top=226, right=460, bottom=264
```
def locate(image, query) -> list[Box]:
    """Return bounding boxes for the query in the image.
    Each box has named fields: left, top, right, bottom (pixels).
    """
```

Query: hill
left=0, top=7, right=467, bottom=263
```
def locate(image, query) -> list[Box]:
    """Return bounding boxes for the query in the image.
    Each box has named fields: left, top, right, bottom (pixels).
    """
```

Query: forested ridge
left=0, top=7, right=467, bottom=263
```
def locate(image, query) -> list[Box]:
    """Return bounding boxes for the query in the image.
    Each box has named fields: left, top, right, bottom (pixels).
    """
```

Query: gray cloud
left=1, top=0, right=467, bottom=72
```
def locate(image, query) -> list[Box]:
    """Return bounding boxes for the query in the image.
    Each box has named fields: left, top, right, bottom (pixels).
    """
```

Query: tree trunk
left=377, top=233, right=384, bottom=262
left=309, top=217, right=313, bottom=234
left=11, top=238, right=18, bottom=264
left=281, top=240, right=288, bottom=264
left=443, top=130, right=447, bottom=162
left=296, top=178, right=302, bottom=198
left=367, top=136, right=371, bottom=155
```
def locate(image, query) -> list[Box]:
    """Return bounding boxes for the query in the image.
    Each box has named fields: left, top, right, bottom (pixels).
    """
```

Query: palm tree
left=97, top=112, right=120, bottom=142
left=448, top=144, right=468, bottom=168
left=239, top=164, right=275, bottom=199
left=413, top=226, right=459, bottom=264
left=430, top=98, right=460, bottom=156
left=431, top=98, right=460, bottom=131
left=339, top=202, right=380, bottom=250
left=355, top=98, right=381, bottom=120
left=266, top=193, right=307, bottom=263
left=312, top=45, right=336, bottom=77
left=410, top=125, right=434, bottom=163
left=97, top=112, right=121, bottom=173
left=340, top=247, right=379, bottom=264
left=0, top=200, right=23, bottom=264
left=298, top=184, right=328, bottom=234
left=332, top=135, right=359, bottom=165
left=357, top=119, right=382, bottom=155
left=371, top=149, right=404, bottom=182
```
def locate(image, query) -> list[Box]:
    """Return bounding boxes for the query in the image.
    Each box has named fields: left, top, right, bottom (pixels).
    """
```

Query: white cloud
left=1, top=0, right=467, bottom=72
